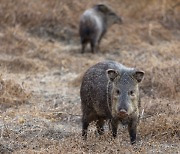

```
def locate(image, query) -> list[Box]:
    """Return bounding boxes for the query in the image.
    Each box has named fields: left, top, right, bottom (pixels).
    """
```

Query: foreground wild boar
left=79, top=4, right=122, bottom=53
left=80, top=61, right=144, bottom=144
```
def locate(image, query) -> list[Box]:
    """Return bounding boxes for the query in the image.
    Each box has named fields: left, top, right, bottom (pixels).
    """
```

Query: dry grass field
left=0, top=0, right=179, bottom=153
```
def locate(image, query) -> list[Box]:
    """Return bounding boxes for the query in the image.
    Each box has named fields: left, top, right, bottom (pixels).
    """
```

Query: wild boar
left=80, top=61, right=144, bottom=144
left=79, top=4, right=122, bottom=53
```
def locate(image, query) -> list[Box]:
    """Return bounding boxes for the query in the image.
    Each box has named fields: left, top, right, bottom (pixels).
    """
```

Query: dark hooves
left=131, top=140, right=136, bottom=145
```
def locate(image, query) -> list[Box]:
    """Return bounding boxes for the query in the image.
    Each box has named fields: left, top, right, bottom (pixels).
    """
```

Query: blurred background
left=0, top=0, right=179, bottom=153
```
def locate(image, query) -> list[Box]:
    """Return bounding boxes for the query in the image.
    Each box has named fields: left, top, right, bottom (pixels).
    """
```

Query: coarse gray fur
left=80, top=61, right=144, bottom=144
left=79, top=4, right=122, bottom=53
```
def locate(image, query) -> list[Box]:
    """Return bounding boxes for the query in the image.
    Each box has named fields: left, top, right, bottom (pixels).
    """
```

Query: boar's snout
left=114, top=16, right=123, bottom=24
left=118, top=107, right=128, bottom=117
left=117, top=16, right=123, bottom=24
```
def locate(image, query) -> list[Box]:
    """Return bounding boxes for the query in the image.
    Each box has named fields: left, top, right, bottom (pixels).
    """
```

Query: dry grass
left=0, top=0, right=179, bottom=153
left=0, top=75, right=31, bottom=110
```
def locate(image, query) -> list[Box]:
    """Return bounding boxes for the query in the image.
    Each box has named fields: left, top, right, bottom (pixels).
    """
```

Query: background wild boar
left=80, top=61, right=144, bottom=144
left=79, top=4, right=122, bottom=53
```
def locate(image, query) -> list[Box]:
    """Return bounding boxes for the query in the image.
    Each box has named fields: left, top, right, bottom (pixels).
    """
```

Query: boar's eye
left=129, top=90, right=135, bottom=97
left=109, top=12, right=115, bottom=16
left=116, top=89, right=120, bottom=95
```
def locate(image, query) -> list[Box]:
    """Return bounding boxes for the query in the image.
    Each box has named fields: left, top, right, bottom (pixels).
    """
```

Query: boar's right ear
left=97, top=4, right=109, bottom=13
left=106, top=69, right=119, bottom=81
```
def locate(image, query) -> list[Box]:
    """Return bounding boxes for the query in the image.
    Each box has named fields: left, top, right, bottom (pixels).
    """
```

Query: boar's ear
left=132, top=70, right=145, bottom=83
left=97, top=4, right=109, bottom=13
left=106, top=69, right=119, bottom=81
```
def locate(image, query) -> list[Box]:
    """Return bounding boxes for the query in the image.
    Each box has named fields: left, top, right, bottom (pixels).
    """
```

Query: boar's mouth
left=117, top=17, right=123, bottom=24
left=117, top=109, right=128, bottom=118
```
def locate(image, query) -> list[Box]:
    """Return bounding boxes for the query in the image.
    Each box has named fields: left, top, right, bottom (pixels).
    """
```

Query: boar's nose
left=119, top=108, right=127, bottom=113
left=118, top=108, right=128, bottom=116
left=118, top=17, right=123, bottom=24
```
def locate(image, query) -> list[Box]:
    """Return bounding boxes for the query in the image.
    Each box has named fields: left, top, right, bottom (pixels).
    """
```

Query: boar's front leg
left=128, top=118, right=138, bottom=144
left=110, top=118, right=119, bottom=138
left=96, top=119, right=105, bottom=135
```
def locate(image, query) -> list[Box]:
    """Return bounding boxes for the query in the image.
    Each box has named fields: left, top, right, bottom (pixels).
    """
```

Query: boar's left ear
left=106, top=69, right=119, bottom=81
left=132, top=70, right=145, bottom=83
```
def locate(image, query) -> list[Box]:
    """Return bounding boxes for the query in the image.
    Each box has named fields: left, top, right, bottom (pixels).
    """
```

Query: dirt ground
left=0, top=0, right=179, bottom=153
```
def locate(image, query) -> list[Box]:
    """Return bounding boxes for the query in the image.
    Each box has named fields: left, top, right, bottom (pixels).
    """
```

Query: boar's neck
left=99, top=15, right=108, bottom=32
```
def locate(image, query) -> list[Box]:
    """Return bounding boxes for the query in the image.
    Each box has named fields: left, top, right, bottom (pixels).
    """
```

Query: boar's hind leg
left=111, top=119, right=118, bottom=138
left=82, top=113, right=95, bottom=140
left=90, top=39, right=97, bottom=53
left=81, top=40, right=88, bottom=53
left=96, top=119, right=105, bottom=135
left=82, top=119, right=89, bottom=140
left=128, top=119, right=137, bottom=144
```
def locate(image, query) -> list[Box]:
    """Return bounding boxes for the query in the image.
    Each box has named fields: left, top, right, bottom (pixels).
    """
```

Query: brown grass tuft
left=142, top=63, right=180, bottom=99
left=0, top=75, right=31, bottom=109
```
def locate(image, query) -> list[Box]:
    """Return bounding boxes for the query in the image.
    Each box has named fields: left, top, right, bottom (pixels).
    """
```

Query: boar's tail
left=79, top=26, right=94, bottom=39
